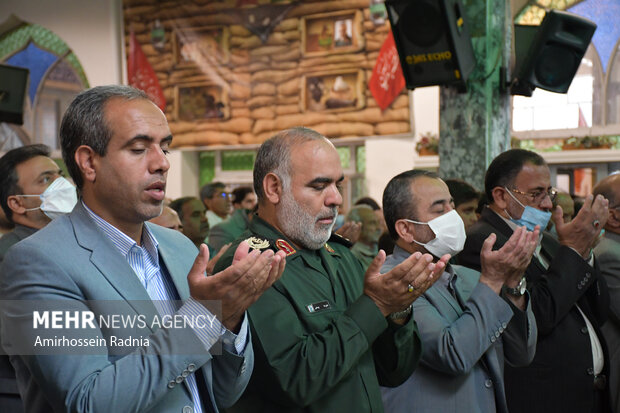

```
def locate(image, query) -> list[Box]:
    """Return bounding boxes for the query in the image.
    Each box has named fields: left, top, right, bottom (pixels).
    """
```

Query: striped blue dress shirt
left=84, top=202, right=247, bottom=412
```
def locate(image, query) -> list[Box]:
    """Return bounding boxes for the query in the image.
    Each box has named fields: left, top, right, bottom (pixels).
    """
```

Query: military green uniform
left=207, top=208, right=251, bottom=253
left=215, top=216, right=422, bottom=413
left=350, top=242, right=379, bottom=271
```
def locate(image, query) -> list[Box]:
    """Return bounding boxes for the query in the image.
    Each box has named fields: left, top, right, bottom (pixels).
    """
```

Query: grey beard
left=277, top=191, right=336, bottom=250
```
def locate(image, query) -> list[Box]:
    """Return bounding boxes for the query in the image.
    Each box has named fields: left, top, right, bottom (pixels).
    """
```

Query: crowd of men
left=0, top=85, right=618, bottom=413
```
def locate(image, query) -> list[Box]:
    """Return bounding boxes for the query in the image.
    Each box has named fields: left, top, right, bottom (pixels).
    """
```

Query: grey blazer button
left=168, top=380, right=176, bottom=389
left=485, top=379, right=493, bottom=388
left=187, top=363, right=196, bottom=372
left=490, top=336, right=496, bottom=343
left=495, top=331, right=500, bottom=338
left=182, top=370, right=190, bottom=378
left=501, top=322, right=507, bottom=329
left=183, top=406, right=193, bottom=413
left=175, top=376, right=184, bottom=383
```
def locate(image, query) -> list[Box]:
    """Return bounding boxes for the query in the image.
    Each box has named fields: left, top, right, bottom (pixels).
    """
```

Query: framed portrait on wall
left=301, top=69, right=366, bottom=113
left=334, top=19, right=353, bottom=48
left=174, top=83, right=230, bottom=122
left=172, top=26, right=230, bottom=67
left=301, top=10, right=363, bottom=57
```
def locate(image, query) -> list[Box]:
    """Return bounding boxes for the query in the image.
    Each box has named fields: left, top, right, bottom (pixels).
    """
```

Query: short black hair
left=382, top=169, right=439, bottom=240
left=231, top=186, right=254, bottom=206
left=169, top=196, right=198, bottom=221
left=445, top=179, right=479, bottom=207
left=354, top=197, right=380, bottom=211
left=571, top=195, right=585, bottom=218
left=485, top=149, right=546, bottom=204
left=476, top=192, right=488, bottom=215
left=378, top=231, right=395, bottom=255
left=60, top=85, right=148, bottom=189
left=200, top=182, right=226, bottom=202
left=0, top=144, right=51, bottom=223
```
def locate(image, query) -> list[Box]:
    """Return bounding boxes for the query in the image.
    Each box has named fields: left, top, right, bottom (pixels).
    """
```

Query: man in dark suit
left=0, top=85, right=286, bottom=413
left=594, top=173, right=620, bottom=412
left=460, top=149, right=611, bottom=413
left=0, top=144, right=76, bottom=413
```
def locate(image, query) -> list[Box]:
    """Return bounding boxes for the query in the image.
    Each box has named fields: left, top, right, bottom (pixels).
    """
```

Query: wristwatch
left=388, top=304, right=413, bottom=320
left=504, top=277, right=527, bottom=297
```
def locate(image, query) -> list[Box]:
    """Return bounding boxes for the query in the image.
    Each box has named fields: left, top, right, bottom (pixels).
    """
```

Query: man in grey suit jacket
left=0, top=143, right=76, bottom=413
left=379, top=170, right=538, bottom=413
left=0, top=85, right=286, bottom=413
left=594, top=173, right=620, bottom=412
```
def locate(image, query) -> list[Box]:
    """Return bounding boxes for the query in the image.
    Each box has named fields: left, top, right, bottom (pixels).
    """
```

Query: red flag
left=128, top=31, right=166, bottom=111
left=368, top=31, right=406, bottom=111
left=578, top=106, right=588, bottom=127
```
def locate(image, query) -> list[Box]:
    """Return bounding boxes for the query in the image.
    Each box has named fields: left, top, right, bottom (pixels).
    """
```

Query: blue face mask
left=504, top=187, right=551, bottom=232
left=333, top=214, right=345, bottom=231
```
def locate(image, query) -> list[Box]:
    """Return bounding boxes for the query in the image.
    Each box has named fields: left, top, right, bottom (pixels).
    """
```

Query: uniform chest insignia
left=276, top=239, right=296, bottom=256
left=245, top=236, right=270, bottom=251
left=325, top=243, right=335, bottom=253
left=307, top=300, right=331, bottom=313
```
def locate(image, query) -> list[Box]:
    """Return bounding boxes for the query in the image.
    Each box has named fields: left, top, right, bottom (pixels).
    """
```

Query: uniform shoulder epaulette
left=328, top=232, right=354, bottom=249
left=275, top=239, right=296, bottom=256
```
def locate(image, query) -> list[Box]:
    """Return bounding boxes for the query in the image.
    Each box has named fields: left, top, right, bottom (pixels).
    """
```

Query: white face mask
left=23, top=177, right=78, bottom=220
left=404, top=209, right=466, bottom=258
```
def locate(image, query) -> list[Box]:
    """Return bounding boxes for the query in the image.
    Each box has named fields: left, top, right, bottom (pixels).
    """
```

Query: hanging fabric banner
left=368, top=31, right=405, bottom=111
left=128, top=31, right=166, bottom=111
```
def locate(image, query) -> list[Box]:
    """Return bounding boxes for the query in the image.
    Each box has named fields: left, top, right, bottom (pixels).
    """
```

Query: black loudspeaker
left=385, top=0, right=475, bottom=91
left=511, top=10, right=596, bottom=97
left=0, top=64, right=29, bottom=125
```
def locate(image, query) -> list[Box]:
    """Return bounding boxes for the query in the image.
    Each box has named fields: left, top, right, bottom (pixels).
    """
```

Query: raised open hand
left=479, top=226, right=539, bottom=294
left=363, top=250, right=448, bottom=318
left=206, top=243, right=231, bottom=275
left=335, top=221, right=362, bottom=244
left=554, top=194, right=608, bottom=258
left=188, top=241, right=286, bottom=332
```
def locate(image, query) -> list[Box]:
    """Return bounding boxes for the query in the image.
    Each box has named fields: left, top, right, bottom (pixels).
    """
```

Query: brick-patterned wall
left=123, top=0, right=411, bottom=148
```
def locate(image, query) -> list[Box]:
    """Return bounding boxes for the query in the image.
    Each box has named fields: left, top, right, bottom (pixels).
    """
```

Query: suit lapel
left=425, top=268, right=466, bottom=316
left=481, top=207, right=513, bottom=240
left=150, top=223, right=190, bottom=301
left=451, top=265, right=478, bottom=303
left=70, top=203, right=160, bottom=332
left=526, top=254, right=547, bottom=278
left=431, top=285, right=463, bottom=315
left=540, top=233, right=560, bottom=260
